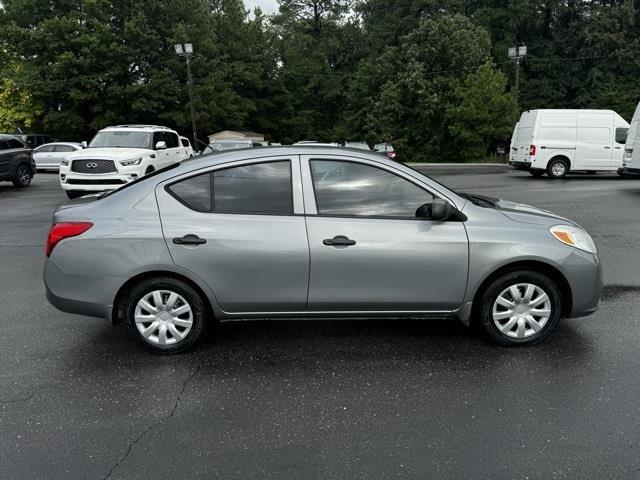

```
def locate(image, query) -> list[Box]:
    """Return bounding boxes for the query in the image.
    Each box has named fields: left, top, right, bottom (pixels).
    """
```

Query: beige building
left=208, top=130, right=265, bottom=143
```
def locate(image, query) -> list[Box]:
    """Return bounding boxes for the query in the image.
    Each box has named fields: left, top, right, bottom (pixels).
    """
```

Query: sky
left=244, top=0, right=279, bottom=14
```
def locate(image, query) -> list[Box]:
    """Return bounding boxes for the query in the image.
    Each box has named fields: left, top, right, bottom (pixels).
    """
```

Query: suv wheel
left=126, top=277, right=206, bottom=354
left=478, top=270, right=562, bottom=346
left=12, top=164, right=33, bottom=187
left=546, top=158, right=568, bottom=179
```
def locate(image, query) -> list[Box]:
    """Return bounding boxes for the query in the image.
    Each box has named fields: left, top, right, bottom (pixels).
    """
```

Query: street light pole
left=175, top=43, right=198, bottom=150
left=508, top=45, right=527, bottom=122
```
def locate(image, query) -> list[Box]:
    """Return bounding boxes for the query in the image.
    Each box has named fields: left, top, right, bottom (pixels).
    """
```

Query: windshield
left=89, top=131, right=152, bottom=149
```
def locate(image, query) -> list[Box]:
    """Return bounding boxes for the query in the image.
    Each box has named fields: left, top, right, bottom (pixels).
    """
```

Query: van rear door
left=512, top=112, right=536, bottom=163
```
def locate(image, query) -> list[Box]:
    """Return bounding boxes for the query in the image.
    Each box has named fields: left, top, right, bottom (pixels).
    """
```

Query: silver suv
left=44, top=147, right=602, bottom=353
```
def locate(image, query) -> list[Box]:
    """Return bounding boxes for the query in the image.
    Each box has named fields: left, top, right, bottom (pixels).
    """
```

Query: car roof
left=100, top=125, right=174, bottom=132
left=38, top=142, right=81, bottom=147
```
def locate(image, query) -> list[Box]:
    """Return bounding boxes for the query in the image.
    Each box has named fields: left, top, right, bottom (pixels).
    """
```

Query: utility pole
left=174, top=43, right=198, bottom=150
left=508, top=45, right=527, bottom=122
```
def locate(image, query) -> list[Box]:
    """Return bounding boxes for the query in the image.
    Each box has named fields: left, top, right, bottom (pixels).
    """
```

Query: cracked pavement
left=1, top=168, right=640, bottom=479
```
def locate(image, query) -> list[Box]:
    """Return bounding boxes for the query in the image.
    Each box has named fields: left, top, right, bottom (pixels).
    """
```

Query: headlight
left=60, top=159, right=69, bottom=166
left=119, top=157, right=143, bottom=166
left=549, top=225, right=597, bottom=254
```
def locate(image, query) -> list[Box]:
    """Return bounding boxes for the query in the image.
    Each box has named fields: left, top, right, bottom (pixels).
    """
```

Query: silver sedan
left=44, top=147, right=602, bottom=353
left=33, top=142, right=82, bottom=171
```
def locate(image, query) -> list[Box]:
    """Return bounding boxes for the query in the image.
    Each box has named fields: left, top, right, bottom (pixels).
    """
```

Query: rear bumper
left=618, top=167, right=640, bottom=176
left=510, top=161, right=531, bottom=170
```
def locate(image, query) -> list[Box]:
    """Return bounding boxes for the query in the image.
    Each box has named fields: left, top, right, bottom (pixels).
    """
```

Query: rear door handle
left=323, top=235, right=356, bottom=247
left=173, top=234, right=206, bottom=245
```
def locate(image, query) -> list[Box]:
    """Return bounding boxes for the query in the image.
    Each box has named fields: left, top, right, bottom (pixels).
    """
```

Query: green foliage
left=1, top=0, right=639, bottom=160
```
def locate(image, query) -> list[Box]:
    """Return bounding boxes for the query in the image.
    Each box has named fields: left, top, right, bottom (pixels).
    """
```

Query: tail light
left=46, top=222, right=93, bottom=257
left=388, top=151, right=397, bottom=159
left=529, top=145, right=536, bottom=156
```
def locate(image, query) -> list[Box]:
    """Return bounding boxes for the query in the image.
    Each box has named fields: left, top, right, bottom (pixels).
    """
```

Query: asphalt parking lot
left=2, top=167, right=640, bottom=479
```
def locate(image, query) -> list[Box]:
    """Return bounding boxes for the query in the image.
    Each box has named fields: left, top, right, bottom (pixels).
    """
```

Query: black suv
left=0, top=135, right=36, bottom=187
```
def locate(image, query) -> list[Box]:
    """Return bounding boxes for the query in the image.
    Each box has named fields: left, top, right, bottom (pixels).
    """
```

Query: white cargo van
left=618, top=101, right=640, bottom=177
left=510, top=109, right=629, bottom=178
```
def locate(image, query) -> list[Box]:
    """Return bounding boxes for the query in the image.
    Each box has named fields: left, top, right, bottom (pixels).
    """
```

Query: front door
left=302, top=157, right=469, bottom=312
left=156, top=157, right=309, bottom=313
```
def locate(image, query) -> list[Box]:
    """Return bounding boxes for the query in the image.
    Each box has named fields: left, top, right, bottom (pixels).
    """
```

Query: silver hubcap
left=492, top=283, right=552, bottom=339
left=551, top=162, right=565, bottom=176
left=134, top=290, right=193, bottom=346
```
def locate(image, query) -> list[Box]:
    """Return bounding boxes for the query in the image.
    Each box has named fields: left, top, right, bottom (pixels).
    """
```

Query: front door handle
left=173, top=234, right=206, bottom=245
left=604, top=146, right=611, bottom=149
left=323, top=235, right=356, bottom=247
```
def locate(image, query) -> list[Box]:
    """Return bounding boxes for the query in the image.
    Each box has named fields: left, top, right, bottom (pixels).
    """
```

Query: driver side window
left=309, top=160, right=433, bottom=218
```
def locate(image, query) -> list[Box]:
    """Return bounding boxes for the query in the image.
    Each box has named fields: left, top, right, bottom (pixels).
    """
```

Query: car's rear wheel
left=125, top=277, right=206, bottom=354
left=546, top=158, right=569, bottom=179
left=478, top=270, right=562, bottom=346
left=12, top=164, right=33, bottom=187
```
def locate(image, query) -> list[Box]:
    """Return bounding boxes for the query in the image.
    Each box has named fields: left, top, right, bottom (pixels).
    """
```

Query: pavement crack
left=101, top=365, right=201, bottom=480
left=0, top=384, right=47, bottom=404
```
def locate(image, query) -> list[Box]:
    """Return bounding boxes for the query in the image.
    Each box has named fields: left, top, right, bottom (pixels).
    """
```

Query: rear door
left=156, top=156, right=310, bottom=314
left=0, top=140, right=10, bottom=176
left=512, top=112, right=536, bottom=163
left=575, top=112, right=614, bottom=169
left=301, top=156, right=468, bottom=312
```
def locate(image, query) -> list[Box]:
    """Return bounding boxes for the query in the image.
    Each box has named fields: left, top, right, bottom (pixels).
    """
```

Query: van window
left=615, top=128, right=629, bottom=144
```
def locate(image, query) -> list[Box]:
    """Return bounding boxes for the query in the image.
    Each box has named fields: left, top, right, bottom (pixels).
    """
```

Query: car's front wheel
left=125, top=277, right=206, bottom=354
left=12, top=164, right=33, bottom=187
left=478, top=270, right=562, bottom=346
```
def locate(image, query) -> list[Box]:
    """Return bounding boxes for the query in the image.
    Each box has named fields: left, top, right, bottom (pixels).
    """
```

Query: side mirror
left=416, top=198, right=453, bottom=221
left=81, top=141, right=87, bottom=149
left=155, top=141, right=167, bottom=150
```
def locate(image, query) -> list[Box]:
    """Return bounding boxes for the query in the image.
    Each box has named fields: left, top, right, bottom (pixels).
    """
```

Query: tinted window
left=213, top=161, right=292, bottom=214
left=153, top=132, right=164, bottom=148
left=310, top=160, right=432, bottom=218
left=167, top=172, right=212, bottom=212
left=54, top=145, right=76, bottom=152
left=7, top=139, right=25, bottom=149
left=35, top=145, right=54, bottom=152
left=0, top=140, right=8, bottom=150
left=616, top=127, right=629, bottom=144
left=165, top=132, right=179, bottom=148
left=181, top=138, right=190, bottom=147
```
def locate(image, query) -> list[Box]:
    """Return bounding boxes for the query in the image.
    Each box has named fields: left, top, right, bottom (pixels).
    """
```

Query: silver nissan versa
left=44, top=147, right=602, bottom=353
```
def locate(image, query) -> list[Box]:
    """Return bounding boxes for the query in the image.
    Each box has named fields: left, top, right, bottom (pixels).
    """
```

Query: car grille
left=71, top=159, right=117, bottom=174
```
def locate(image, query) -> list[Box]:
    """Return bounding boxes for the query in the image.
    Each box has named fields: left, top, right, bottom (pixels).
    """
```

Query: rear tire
left=546, top=158, right=569, bottom=179
left=125, top=277, right=206, bottom=354
left=12, top=164, right=32, bottom=187
left=529, top=170, right=545, bottom=177
left=478, top=270, right=562, bottom=346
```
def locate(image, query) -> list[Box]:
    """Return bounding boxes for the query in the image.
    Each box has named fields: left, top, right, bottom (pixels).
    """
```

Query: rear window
left=615, top=127, right=629, bottom=144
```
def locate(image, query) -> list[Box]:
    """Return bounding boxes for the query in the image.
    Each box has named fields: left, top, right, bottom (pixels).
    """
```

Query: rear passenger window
left=167, top=172, right=211, bottom=212
left=7, top=139, right=24, bottom=149
left=167, top=161, right=292, bottom=215
left=213, top=161, right=292, bottom=214
left=55, top=145, right=75, bottom=152
left=615, top=128, right=629, bottom=144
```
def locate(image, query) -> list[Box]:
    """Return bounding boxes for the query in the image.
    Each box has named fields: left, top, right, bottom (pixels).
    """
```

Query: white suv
left=59, top=125, right=191, bottom=199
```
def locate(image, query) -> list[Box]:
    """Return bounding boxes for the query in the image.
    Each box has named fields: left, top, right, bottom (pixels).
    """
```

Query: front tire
left=12, top=164, right=33, bottom=187
left=478, top=270, right=562, bottom=346
left=125, top=277, right=206, bottom=354
left=546, top=158, right=569, bottom=179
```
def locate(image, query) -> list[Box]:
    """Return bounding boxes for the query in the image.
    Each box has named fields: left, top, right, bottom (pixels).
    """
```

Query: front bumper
left=59, top=172, right=138, bottom=191
left=563, top=249, right=603, bottom=318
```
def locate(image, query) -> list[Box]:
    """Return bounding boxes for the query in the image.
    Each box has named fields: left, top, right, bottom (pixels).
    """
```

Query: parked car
left=179, top=136, right=194, bottom=158
left=510, top=109, right=629, bottom=178
left=618, top=100, right=640, bottom=178
left=373, top=143, right=398, bottom=160
left=33, top=142, right=83, bottom=171
left=0, top=134, right=36, bottom=188
left=201, top=138, right=263, bottom=154
left=343, top=141, right=371, bottom=150
left=59, top=125, right=190, bottom=199
left=16, top=133, right=56, bottom=148
left=44, top=146, right=602, bottom=354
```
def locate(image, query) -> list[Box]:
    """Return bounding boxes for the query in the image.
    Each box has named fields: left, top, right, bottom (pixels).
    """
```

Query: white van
left=618, top=101, right=640, bottom=177
left=510, top=109, right=629, bottom=178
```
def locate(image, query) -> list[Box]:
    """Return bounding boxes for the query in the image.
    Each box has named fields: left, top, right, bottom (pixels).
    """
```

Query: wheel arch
left=547, top=154, right=572, bottom=171
left=111, top=270, right=216, bottom=325
left=470, top=260, right=573, bottom=321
